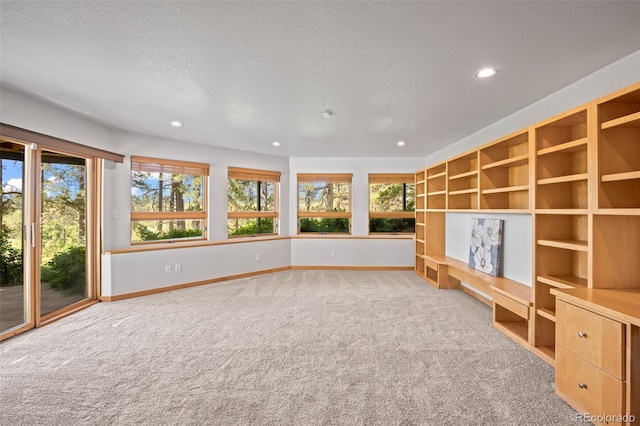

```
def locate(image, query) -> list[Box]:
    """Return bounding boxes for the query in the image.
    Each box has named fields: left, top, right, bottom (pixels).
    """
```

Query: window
left=227, top=167, right=280, bottom=237
left=131, top=156, right=208, bottom=243
left=369, top=173, right=415, bottom=234
left=298, top=173, right=352, bottom=234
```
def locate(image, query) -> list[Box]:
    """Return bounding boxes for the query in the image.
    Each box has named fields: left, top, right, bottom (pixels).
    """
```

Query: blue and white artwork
left=468, top=218, right=503, bottom=277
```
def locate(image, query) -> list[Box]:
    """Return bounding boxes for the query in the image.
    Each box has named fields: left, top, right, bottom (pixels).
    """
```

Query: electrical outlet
left=331, top=249, right=336, bottom=257
left=256, top=254, right=261, bottom=261
left=174, top=263, right=181, bottom=273
left=164, top=265, right=172, bottom=274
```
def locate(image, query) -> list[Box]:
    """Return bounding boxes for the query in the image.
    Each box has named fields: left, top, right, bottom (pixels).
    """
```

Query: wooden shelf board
left=416, top=179, right=426, bottom=185
left=425, top=208, right=447, bottom=212
left=479, top=208, right=531, bottom=214
left=490, top=282, right=533, bottom=306
left=481, top=185, right=529, bottom=195
left=427, top=171, right=447, bottom=180
left=415, top=238, right=425, bottom=244
left=537, top=137, right=588, bottom=156
left=537, top=173, right=588, bottom=186
left=448, top=188, right=478, bottom=195
left=531, top=345, right=556, bottom=365
left=595, top=208, right=640, bottom=216
left=427, top=190, right=447, bottom=196
left=601, top=170, right=640, bottom=183
left=537, top=239, right=588, bottom=251
left=493, top=321, right=529, bottom=343
left=448, top=170, right=478, bottom=180
left=537, top=274, right=588, bottom=289
left=415, top=223, right=425, bottom=227
left=601, top=111, right=640, bottom=129
left=535, top=209, right=588, bottom=215
left=482, top=154, right=529, bottom=170
left=537, top=308, right=556, bottom=322
left=424, top=254, right=447, bottom=265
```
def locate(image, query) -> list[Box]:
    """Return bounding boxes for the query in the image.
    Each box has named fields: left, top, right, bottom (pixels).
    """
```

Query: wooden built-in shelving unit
left=414, top=82, right=640, bottom=376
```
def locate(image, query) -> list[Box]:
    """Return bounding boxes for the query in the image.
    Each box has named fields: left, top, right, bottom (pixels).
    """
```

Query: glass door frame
left=0, top=137, right=104, bottom=340
left=36, top=145, right=101, bottom=327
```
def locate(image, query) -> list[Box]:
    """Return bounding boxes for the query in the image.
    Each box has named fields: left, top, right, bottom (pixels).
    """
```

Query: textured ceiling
left=1, top=1, right=639, bottom=158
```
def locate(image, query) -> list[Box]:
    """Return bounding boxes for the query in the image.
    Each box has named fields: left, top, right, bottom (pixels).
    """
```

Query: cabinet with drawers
left=552, top=289, right=640, bottom=426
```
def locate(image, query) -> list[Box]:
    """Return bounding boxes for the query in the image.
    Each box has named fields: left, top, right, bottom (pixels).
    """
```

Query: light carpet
left=0, top=270, right=579, bottom=425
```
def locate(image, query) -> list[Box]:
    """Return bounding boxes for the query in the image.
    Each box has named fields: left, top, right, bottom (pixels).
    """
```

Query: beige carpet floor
left=0, top=270, right=579, bottom=425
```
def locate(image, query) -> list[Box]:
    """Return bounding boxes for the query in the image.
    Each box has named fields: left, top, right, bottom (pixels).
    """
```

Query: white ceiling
left=1, top=1, right=639, bottom=158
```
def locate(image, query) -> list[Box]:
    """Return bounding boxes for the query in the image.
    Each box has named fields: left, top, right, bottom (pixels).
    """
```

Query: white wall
left=103, top=239, right=291, bottom=297
left=446, top=213, right=532, bottom=286
left=425, top=49, right=640, bottom=166
left=0, top=87, right=116, bottom=152
left=291, top=238, right=414, bottom=268
left=288, top=157, right=423, bottom=267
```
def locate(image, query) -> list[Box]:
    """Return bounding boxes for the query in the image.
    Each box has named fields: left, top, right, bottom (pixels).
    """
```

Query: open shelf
left=427, top=190, right=446, bottom=196
left=533, top=346, right=556, bottom=363
left=537, top=308, right=556, bottom=322
left=448, top=193, right=478, bottom=210
left=601, top=170, right=640, bottom=182
left=537, top=180, right=588, bottom=210
left=481, top=185, right=529, bottom=195
left=598, top=84, right=640, bottom=210
left=448, top=170, right=478, bottom=180
left=536, top=107, right=589, bottom=211
left=537, top=239, right=587, bottom=251
left=448, top=188, right=477, bottom=195
left=535, top=245, right=587, bottom=288
left=536, top=137, right=588, bottom=156
left=426, top=193, right=446, bottom=210
left=593, top=215, right=640, bottom=289
left=533, top=314, right=556, bottom=361
left=482, top=154, right=528, bottom=170
left=601, top=111, right=640, bottom=129
left=479, top=129, right=530, bottom=210
left=427, top=163, right=447, bottom=178
left=537, top=274, right=588, bottom=289
left=537, top=173, right=588, bottom=186
left=494, top=320, right=529, bottom=343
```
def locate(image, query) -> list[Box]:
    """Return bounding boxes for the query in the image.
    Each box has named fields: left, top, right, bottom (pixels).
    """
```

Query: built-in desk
left=551, top=288, right=640, bottom=426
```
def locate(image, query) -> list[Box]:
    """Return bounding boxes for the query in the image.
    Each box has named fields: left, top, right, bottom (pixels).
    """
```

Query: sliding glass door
left=1, top=138, right=99, bottom=339
left=39, top=150, right=89, bottom=317
left=0, top=141, right=27, bottom=333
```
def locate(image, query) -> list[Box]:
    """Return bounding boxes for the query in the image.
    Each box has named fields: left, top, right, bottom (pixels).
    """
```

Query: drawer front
left=493, top=292, right=529, bottom=320
left=556, top=300, right=624, bottom=379
left=556, top=347, right=624, bottom=424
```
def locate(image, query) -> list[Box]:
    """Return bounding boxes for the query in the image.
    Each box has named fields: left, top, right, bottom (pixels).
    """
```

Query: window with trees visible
left=369, top=173, right=415, bottom=234
left=298, top=173, right=352, bottom=234
left=227, top=167, right=280, bottom=237
left=131, top=156, right=208, bottom=243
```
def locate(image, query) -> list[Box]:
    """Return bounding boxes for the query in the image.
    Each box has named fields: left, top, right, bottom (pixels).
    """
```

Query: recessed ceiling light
left=272, top=141, right=281, bottom=147
left=170, top=121, right=183, bottom=127
left=475, top=68, right=498, bottom=78
left=323, top=109, right=333, bottom=118
left=397, top=141, right=406, bottom=147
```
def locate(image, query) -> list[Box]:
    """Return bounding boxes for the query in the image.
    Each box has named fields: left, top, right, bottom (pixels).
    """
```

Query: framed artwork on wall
left=468, top=218, right=503, bottom=277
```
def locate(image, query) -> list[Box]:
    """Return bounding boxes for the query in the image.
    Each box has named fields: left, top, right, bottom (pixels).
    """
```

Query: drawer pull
left=577, top=332, right=587, bottom=338
left=578, top=382, right=587, bottom=389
